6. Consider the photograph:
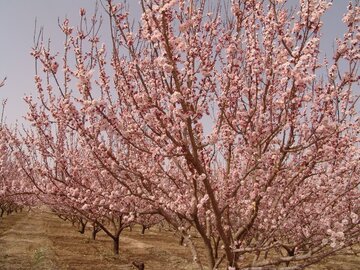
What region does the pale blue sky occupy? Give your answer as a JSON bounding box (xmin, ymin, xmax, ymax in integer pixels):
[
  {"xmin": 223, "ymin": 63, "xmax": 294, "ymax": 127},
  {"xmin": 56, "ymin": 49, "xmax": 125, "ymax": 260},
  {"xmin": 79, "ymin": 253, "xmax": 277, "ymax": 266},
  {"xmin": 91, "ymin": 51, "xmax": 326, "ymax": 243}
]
[{"xmin": 0, "ymin": 1, "xmax": 350, "ymax": 124}]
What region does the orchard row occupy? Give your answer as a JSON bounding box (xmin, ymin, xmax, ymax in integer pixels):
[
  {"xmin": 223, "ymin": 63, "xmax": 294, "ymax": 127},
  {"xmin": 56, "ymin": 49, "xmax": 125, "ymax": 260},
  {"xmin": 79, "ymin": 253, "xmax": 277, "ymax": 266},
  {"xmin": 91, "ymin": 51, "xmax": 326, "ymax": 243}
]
[{"xmin": 1, "ymin": 1, "xmax": 359, "ymax": 269}]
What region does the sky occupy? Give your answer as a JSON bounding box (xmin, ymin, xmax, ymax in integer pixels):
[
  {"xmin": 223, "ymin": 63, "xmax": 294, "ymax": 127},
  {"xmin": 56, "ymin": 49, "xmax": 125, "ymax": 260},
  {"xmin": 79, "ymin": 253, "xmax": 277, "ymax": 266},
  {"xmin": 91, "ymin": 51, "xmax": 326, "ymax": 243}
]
[{"xmin": 0, "ymin": 0, "xmax": 352, "ymax": 125}]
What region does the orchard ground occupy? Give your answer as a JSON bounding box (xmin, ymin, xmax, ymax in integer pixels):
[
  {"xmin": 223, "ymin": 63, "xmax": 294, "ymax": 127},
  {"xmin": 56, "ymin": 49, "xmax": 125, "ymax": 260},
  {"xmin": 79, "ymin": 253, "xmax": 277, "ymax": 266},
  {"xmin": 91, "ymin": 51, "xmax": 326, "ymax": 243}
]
[{"xmin": 0, "ymin": 209, "xmax": 359, "ymax": 270}]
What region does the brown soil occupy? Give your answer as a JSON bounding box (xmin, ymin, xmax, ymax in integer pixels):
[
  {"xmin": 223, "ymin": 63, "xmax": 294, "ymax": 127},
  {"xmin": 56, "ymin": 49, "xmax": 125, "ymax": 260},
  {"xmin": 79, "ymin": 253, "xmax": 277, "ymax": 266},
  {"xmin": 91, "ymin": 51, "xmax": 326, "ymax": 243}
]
[
  {"xmin": 0, "ymin": 208, "xmax": 198, "ymax": 270},
  {"xmin": 0, "ymin": 208, "xmax": 359, "ymax": 270}
]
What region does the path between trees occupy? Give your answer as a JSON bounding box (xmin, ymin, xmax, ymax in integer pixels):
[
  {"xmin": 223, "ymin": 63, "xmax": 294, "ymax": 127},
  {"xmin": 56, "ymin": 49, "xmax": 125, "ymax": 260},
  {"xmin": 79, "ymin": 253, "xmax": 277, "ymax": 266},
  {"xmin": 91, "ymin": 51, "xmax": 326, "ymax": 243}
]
[
  {"xmin": 0, "ymin": 208, "xmax": 57, "ymax": 269},
  {"xmin": 0, "ymin": 208, "xmax": 199, "ymax": 270},
  {"xmin": 0, "ymin": 209, "xmax": 359, "ymax": 270}
]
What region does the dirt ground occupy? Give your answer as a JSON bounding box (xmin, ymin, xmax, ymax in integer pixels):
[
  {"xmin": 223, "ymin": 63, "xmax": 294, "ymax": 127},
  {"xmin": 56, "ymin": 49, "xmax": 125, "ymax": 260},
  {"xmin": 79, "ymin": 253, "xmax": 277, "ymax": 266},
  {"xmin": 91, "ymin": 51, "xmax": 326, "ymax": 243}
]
[
  {"xmin": 0, "ymin": 208, "xmax": 359, "ymax": 270},
  {"xmin": 0, "ymin": 208, "xmax": 199, "ymax": 270}
]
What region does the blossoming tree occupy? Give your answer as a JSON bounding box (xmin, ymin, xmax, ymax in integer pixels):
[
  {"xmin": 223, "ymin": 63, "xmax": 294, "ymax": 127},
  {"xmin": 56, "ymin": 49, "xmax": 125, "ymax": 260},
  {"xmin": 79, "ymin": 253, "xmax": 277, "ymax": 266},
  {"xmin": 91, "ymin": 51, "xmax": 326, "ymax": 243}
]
[
  {"xmin": 0, "ymin": 124, "xmax": 32, "ymax": 216},
  {"xmin": 17, "ymin": 95, "xmax": 143, "ymax": 255},
  {"xmin": 25, "ymin": 0, "xmax": 360, "ymax": 269}
]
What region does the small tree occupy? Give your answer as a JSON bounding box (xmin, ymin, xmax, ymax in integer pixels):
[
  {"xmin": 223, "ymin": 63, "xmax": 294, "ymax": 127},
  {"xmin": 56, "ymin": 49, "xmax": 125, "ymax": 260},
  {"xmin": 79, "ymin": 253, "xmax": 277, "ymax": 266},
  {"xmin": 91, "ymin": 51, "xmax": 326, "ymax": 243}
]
[
  {"xmin": 16, "ymin": 117, "xmax": 139, "ymax": 255},
  {"xmin": 0, "ymin": 126, "xmax": 31, "ymax": 217}
]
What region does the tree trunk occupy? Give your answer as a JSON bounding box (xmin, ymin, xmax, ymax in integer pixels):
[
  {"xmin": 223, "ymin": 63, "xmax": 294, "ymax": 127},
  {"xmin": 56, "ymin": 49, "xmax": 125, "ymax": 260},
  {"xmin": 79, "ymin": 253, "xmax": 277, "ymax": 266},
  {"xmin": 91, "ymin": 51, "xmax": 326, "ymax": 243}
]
[
  {"xmin": 113, "ymin": 236, "xmax": 120, "ymax": 255},
  {"xmin": 78, "ymin": 219, "xmax": 87, "ymax": 234},
  {"xmin": 179, "ymin": 235, "xmax": 185, "ymax": 246},
  {"xmin": 92, "ymin": 224, "xmax": 101, "ymax": 240},
  {"xmin": 285, "ymin": 247, "xmax": 295, "ymax": 266},
  {"xmin": 112, "ymin": 227, "xmax": 124, "ymax": 255},
  {"xmin": 213, "ymin": 236, "xmax": 220, "ymax": 259},
  {"xmin": 95, "ymin": 221, "xmax": 123, "ymax": 255},
  {"xmin": 141, "ymin": 225, "xmax": 147, "ymax": 235}
]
